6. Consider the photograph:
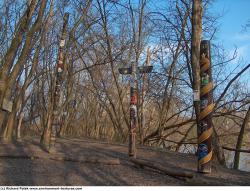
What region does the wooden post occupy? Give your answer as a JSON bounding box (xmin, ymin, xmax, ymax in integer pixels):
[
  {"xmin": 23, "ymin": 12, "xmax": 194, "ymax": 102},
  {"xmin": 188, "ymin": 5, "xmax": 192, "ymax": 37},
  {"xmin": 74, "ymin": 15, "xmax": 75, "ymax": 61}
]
[
  {"xmin": 50, "ymin": 13, "xmax": 69, "ymax": 150},
  {"xmin": 233, "ymin": 106, "xmax": 250, "ymax": 169},
  {"xmin": 118, "ymin": 54, "xmax": 153, "ymax": 158},
  {"xmin": 198, "ymin": 40, "xmax": 214, "ymax": 173},
  {"xmin": 129, "ymin": 60, "xmax": 137, "ymax": 158}
]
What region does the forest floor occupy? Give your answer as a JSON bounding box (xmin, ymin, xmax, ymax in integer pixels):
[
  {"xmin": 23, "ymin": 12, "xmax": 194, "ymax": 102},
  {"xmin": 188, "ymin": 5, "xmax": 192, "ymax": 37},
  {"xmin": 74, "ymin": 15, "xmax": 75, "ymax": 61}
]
[{"xmin": 0, "ymin": 137, "xmax": 250, "ymax": 186}]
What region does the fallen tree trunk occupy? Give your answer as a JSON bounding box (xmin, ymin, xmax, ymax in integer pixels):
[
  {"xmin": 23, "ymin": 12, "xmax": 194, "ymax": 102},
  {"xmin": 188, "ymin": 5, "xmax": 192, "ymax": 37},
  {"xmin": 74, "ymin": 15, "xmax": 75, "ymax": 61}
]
[
  {"xmin": 49, "ymin": 156, "xmax": 120, "ymax": 165},
  {"xmin": 222, "ymin": 146, "xmax": 250, "ymax": 153},
  {"xmin": 0, "ymin": 153, "xmax": 120, "ymax": 165},
  {"xmin": 130, "ymin": 158, "xmax": 194, "ymax": 178}
]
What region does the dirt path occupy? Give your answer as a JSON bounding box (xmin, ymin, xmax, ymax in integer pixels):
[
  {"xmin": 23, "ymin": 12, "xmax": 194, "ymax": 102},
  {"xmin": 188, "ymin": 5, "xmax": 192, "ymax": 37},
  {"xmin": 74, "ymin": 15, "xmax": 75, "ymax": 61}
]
[{"xmin": 0, "ymin": 137, "xmax": 249, "ymax": 186}]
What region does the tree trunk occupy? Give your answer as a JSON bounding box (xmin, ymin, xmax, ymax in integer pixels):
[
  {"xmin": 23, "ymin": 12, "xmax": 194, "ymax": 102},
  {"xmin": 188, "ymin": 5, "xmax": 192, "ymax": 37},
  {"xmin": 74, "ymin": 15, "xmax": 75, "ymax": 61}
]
[
  {"xmin": 17, "ymin": 112, "xmax": 24, "ymax": 140},
  {"xmin": 191, "ymin": 0, "xmax": 203, "ymax": 172},
  {"xmin": 191, "ymin": 0, "xmax": 202, "ymax": 126},
  {"xmin": 233, "ymin": 106, "xmax": 250, "ymax": 169},
  {"xmin": 40, "ymin": 113, "xmax": 52, "ymax": 150},
  {"xmin": 0, "ymin": 0, "xmax": 47, "ymax": 131},
  {"xmin": 212, "ymin": 126, "xmax": 226, "ymax": 166},
  {"xmin": 49, "ymin": 13, "xmax": 69, "ymax": 150},
  {"xmin": 2, "ymin": 112, "xmax": 15, "ymax": 141}
]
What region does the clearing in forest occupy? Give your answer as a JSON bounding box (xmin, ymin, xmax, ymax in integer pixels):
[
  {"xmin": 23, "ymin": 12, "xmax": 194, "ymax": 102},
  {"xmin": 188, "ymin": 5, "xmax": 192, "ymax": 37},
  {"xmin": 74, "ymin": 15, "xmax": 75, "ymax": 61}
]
[{"xmin": 0, "ymin": 137, "xmax": 249, "ymax": 186}]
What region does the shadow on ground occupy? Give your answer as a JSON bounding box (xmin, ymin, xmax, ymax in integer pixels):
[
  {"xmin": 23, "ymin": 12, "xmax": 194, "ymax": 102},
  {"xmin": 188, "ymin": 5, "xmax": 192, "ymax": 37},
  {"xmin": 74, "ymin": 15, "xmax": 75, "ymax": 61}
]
[{"xmin": 0, "ymin": 137, "xmax": 249, "ymax": 186}]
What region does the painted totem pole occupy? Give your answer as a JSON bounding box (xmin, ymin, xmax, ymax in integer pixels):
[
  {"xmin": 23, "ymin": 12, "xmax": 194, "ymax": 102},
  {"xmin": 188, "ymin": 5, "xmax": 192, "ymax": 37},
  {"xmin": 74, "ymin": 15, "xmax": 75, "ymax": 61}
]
[
  {"xmin": 198, "ymin": 40, "xmax": 214, "ymax": 173},
  {"xmin": 50, "ymin": 13, "xmax": 69, "ymax": 149},
  {"xmin": 129, "ymin": 60, "xmax": 137, "ymax": 157}
]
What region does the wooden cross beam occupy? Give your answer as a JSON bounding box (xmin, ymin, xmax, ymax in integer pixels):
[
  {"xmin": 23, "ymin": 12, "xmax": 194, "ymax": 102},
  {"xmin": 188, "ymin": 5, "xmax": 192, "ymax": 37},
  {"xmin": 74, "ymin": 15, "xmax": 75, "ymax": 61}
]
[{"xmin": 118, "ymin": 66, "xmax": 153, "ymax": 75}]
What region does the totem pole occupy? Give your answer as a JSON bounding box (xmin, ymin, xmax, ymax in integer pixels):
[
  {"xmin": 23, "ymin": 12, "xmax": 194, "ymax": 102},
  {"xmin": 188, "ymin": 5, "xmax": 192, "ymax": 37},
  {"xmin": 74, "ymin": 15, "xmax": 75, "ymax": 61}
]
[
  {"xmin": 50, "ymin": 13, "xmax": 69, "ymax": 149},
  {"xmin": 197, "ymin": 40, "xmax": 214, "ymax": 173},
  {"xmin": 129, "ymin": 58, "xmax": 138, "ymax": 157},
  {"xmin": 119, "ymin": 51, "xmax": 153, "ymax": 158}
]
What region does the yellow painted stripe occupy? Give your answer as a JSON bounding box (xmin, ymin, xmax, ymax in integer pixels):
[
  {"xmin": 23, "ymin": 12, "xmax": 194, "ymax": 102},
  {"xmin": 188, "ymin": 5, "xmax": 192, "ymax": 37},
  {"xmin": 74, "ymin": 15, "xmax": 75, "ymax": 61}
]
[
  {"xmin": 199, "ymin": 103, "xmax": 214, "ymax": 120},
  {"xmin": 200, "ymin": 57, "xmax": 210, "ymax": 66},
  {"xmin": 201, "ymin": 82, "xmax": 213, "ymax": 96},
  {"xmin": 201, "ymin": 63, "xmax": 210, "ymax": 72},
  {"xmin": 199, "ymin": 151, "xmax": 213, "ymax": 165},
  {"xmin": 198, "ymin": 127, "xmax": 213, "ymax": 143}
]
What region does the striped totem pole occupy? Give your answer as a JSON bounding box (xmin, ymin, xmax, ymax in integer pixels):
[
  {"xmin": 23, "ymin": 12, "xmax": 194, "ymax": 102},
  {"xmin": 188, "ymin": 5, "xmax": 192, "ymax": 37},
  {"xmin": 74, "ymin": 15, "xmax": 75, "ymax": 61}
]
[
  {"xmin": 50, "ymin": 13, "xmax": 69, "ymax": 149},
  {"xmin": 197, "ymin": 40, "xmax": 214, "ymax": 173}
]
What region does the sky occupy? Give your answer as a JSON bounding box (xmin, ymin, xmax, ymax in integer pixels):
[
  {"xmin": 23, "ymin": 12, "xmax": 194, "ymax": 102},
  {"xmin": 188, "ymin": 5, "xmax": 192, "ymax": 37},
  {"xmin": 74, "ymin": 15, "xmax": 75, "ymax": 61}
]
[
  {"xmin": 209, "ymin": 0, "xmax": 250, "ymax": 88},
  {"xmin": 210, "ymin": 0, "xmax": 250, "ymax": 62}
]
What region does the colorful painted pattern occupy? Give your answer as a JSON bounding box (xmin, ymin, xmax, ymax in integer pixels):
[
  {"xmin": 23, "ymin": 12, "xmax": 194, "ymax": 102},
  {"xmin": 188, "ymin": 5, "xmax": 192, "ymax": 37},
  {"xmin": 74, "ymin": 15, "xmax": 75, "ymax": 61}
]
[{"xmin": 198, "ymin": 40, "xmax": 214, "ymax": 173}]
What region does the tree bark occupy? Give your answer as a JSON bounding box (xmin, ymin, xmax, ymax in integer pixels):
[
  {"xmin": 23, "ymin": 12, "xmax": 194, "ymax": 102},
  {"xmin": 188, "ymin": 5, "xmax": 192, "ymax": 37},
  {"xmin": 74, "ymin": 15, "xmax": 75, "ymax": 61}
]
[
  {"xmin": 50, "ymin": 13, "xmax": 69, "ymax": 149},
  {"xmin": 233, "ymin": 106, "xmax": 250, "ymax": 169},
  {"xmin": 1, "ymin": 40, "xmax": 41, "ymax": 141},
  {"xmin": 212, "ymin": 126, "xmax": 225, "ymax": 166},
  {"xmin": 0, "ymin": 0, "xmax": 38, "ymax": 130},
  {"xmin": 191, "ymin": 0, "xmax": 202, "ymax": 126},
  {"xmin": 0, "ymin": 0, "xmax": 47, "ymax": 132},
  {"xmin": 191, "ymin": 0, "xmax": 202, "ymax": 108},
  {"xmin": 17, "ymin": 112, "xmax": 24, "ymax": 140}
]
